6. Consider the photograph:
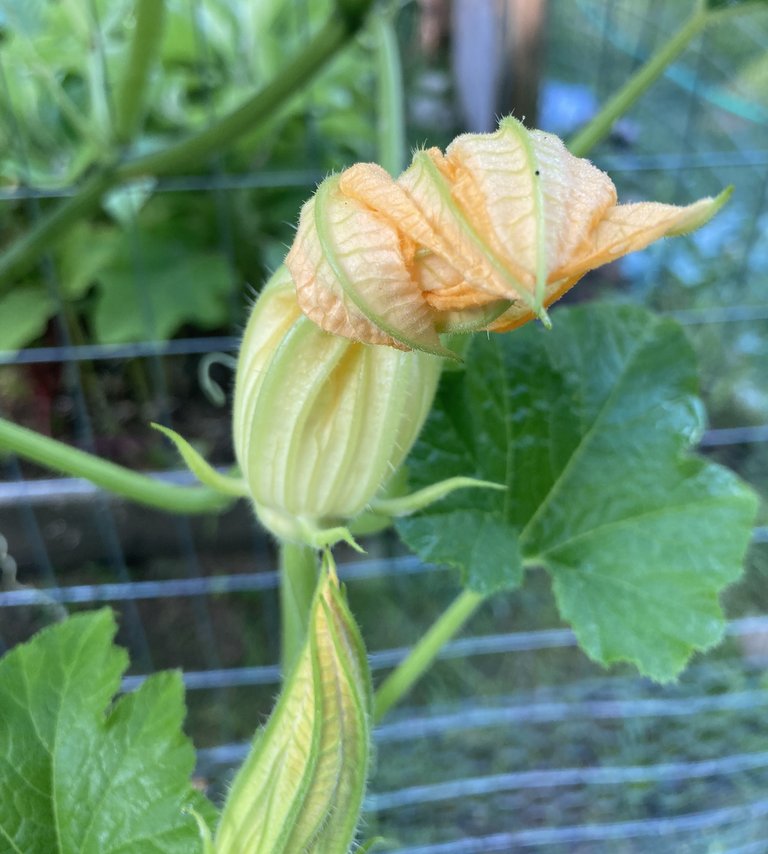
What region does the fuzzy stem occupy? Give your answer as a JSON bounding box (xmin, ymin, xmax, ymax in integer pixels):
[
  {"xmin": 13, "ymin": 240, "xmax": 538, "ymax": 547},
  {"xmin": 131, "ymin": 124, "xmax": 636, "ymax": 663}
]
[
  {"xmin": 373, "ymin": 588, "xmax": 485, "ymax": 722},
  {"xmin": 373, "ymin": 6, "xmax": 406, "ymax": 177},
  {"xmin": 0, "ymin": 416, "xmax": 234, "ymax": 514},
  {"xmin": 568, "ymin": 6, "xmax": 709, "ymax": 157},
  {"xmin": 279, "ymin": 542, "xmax": 320, "ymax": 675}
]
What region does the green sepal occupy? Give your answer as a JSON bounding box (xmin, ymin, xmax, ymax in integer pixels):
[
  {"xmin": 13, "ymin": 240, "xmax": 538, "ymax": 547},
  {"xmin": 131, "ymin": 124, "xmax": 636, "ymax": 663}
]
[
  {"xmin": 185, "ymin": 806, "xmax": 215, "ymax": 854},
  {"xmin": 151, "ymin": 423, "xmax": 249, "ymax": 498},
  {"xmin": 370, "ymin": 475, "xmax": 505, "ymax": 518},
  {"xmin": 297, "ymin": 519, "xmax": 365, "ymax": 553},
  {"xmin": 434, "ymin": 299, "xmax": 513, "ymax": 334}
]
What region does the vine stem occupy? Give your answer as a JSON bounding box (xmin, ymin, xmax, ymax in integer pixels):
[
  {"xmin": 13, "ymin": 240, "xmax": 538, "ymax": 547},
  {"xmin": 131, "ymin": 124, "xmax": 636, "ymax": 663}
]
[
  {"xmin": 114, "ymin": 0, "xmax": 167, "ymax": 144},
  {"xmin": 0, "ymin": 416, "xmax": 234, "ymax": 514},
  {"xmin": 279, "ymin": 542, "xmax": 319, "ymax": 675},
  {"xmin": 372, "ymin": 5, "xmax": 406, "ymax": 177},
  {"xmin": 568, "ymin": 5, "xmax": 709, "ymax": 157},
  {"xmin": 0, "ymin": 5, "xmax": 374, "ymax": 289},
  {"xmin": 373, "ymin": 588, "xmax": 485, "ymax": 722}
]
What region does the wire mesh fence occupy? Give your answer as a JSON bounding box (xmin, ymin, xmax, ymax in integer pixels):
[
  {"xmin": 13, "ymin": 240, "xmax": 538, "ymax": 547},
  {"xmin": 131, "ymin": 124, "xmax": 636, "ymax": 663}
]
[{"xmin": 1, "ymin": 0, "xmax": 767, "ymax": 850}]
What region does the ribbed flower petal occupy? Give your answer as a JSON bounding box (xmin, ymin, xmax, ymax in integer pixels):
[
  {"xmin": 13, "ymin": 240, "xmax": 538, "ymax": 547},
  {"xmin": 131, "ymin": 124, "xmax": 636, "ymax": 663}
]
[
  {"xmin": 557, "ymin": 192, "xmax": 732, "ymax": 280},
  {"xmin": 280, "ymin": 117, "xmax": 729, "ymax": 350}
]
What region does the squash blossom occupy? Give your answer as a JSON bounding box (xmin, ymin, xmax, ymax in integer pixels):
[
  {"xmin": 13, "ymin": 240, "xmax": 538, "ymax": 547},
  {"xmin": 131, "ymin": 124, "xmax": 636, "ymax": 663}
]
[
  {"xmin": 231, "ymin": 116, "xmax": 727, "ymax": 543},
  {"xmin": 286, "ymin": 115, "xmax": 729, "ymax": 351},
  {"xmin": 232, "ymin": 266, "xmax": 442, "ymax": 544}
]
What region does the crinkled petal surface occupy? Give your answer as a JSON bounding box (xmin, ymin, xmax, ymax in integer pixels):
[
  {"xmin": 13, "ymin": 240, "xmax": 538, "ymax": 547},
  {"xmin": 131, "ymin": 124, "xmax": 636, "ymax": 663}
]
[
  {"xmin": 288, "ymin": 174, "xmax": 446, "ymax": 354},
  {"xmin": 281, "ymin": 117, "xmax": 729, "ymax": 348}
]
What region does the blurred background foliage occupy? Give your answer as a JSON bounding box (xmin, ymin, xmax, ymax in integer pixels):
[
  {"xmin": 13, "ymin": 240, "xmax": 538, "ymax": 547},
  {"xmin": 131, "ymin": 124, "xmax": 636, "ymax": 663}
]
[{"xmin": 1, "ymin": 0, "xmax": 768, "ymax": 849}]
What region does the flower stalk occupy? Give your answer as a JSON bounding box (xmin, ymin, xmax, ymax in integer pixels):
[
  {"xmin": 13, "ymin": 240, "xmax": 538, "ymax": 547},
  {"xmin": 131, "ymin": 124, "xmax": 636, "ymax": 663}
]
[
  {"xmin": 114, "ymin": 0, "xmax": 167, "ymax": 145},
  {"xmin": 279, "ymin": 542, "xmax": 320, "ymax": 674},
  {"xmin": 568, "ymin": 6, "xmax": 710, "ymax": 157},
  {"xmin": 0, "ymin": 416, "xmax": 233, "ymax": 515},
  {"xmin": 373, "ymin": 588, "xmax": 485, "ymax": 722}
]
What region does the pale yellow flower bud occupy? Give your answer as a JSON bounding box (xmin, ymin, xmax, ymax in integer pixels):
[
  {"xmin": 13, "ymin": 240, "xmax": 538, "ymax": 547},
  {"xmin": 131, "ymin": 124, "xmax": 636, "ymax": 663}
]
[
  {"xmin": 286, "ymin": 116, "xmax": 730, "ymax": 347},
  {"xmin": 215, "ymin": 563, "xmax": 371, "ymax": 854},
  {"xmin": 232, "ymin": 265, "xmax": 442, "ymax": 544}
]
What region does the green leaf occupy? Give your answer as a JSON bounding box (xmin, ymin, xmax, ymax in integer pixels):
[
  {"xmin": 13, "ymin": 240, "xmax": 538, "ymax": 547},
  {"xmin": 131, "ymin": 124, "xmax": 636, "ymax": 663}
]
[
  {"xmin": 397, "ymin": 304, "xmax": 758, "ymax": 680},
  {"xmin": 396, "ymin": 508, "xmax": 521, "ymax": 595},
  {"xmin": 0, "ymin": 610, "xmax": 214, "ymax": 853},
  {"xmin": 0, "ymin": 287, "xmax": 55, "ymax": 351},
  {"xmin": 705, "ymin": 0, "xmax": 768, "ymax": 10},
  {"xmin": 57, "ymin": 222, "xmax": 122, "ymax": 300},
  {"xmin": 93, "ymin": 233, "xmax": 234, "ymax": 344}
]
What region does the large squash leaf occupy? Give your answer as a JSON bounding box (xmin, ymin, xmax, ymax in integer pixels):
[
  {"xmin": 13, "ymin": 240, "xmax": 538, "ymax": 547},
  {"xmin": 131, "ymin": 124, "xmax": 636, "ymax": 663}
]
[
  {"xmin": 0, "ymin": 610, "xmax": 214, "ymax": 853},
  {"xmin": 397, "ymin": 304, "xmax": 758, "ymax": 680}
]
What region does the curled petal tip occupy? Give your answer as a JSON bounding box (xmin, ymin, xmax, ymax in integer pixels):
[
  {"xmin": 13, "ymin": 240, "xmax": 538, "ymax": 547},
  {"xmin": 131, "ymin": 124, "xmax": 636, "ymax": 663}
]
[{"xmin": 666, "ymin": 185, "xmax": 733, "ymax": 237}]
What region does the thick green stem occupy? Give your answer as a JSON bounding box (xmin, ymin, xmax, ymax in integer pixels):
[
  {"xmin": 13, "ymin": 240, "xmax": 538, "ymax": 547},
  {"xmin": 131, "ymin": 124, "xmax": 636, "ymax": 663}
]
[
  {"xmin": 0, "ymin": 416, "xmax": 234, "ymax": 514},
  {"xmin": 373, "ymin": 588, "xmax": 485, "ymax": 722},
  {"xmin": 279, "ymin": 542, "xmax": 319, "ymax": 675},
  {"xmin": 0, "ymin": 3, "xmax": 374, "ymax": 290},
  {"xmin": 0, "ymin": 167, "xmax": 115, "ymax": 287},
  {"xmin": 568, "ymin": 6, "xmax": 709, "ymax": 157},
  {"xmin": 117, "ymin": 16, "xmax": 360, "ymax": 180},
  {"xmin": 114, "ymin": 0, "xmax": 167, "ymax": 144},
  {"xmin": 373, "ymin": 7, "xmax": 406, "ymax": 176}
]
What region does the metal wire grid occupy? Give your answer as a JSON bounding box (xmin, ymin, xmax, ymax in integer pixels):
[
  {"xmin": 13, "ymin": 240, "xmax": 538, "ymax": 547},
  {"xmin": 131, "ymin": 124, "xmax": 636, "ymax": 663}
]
[{"xmin": 0, "ymin": 0, "xmax": 767, "ymax": 850}]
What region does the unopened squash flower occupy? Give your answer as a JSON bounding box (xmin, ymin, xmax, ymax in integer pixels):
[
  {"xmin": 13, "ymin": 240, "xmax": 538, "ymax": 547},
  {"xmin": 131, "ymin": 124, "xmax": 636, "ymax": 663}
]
[
  {"xmin": 213, "ymin": 559, "xmax": 371, "ymax": 854},
  {"xmin": 231, "ymin": 266, "xmax": 443, "ymax": 545},
  {"xmin": 286, "ymin": 115, "xmax": 729, "ymax": 353}
]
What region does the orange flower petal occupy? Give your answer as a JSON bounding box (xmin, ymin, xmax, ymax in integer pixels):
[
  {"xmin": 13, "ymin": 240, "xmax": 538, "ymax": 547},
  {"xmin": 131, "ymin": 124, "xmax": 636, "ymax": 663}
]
[
  {"xmin": 556, "ymin": 190, "xmax": 732, "ymax": 280},
  {"xmin": 443, "ymin": 119, "xmax": 617, "ymax": 313},
  {"xmin": 287, "ymin": 175, "xmax": 445, "ymax": 354}
]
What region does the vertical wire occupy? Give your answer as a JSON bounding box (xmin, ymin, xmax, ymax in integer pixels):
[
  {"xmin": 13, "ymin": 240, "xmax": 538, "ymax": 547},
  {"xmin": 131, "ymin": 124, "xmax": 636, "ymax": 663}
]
[
  {"xmin": 184, "ymin": 0, "xmax": 280, "ymax": 697},
  {"xmin": 639, "ymin": 23, "xmax": 709, "ymax": 303},
  {"xmin": 592, "ymin": 0, "xmax": 615, "ymax": 107}
]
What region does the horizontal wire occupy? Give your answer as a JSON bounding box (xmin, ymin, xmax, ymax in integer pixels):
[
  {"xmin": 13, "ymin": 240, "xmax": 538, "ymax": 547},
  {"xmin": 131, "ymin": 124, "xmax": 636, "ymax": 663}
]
[
  {"xmin": 194, "ymin": 679, "xmax": 768, "ymax": 762},
  {"xmin": 1, "ymin": 306, "xmax": 766, "ymax": 368},
  {"xmin": 1, "ymin": 149, "xmax": 765, "ymax": 205},
  {"xmin": 0, "ymin": 336, "xmax": 239, "ymax": 366},
  {"xmin": 1, "ymin": 519, "xmax": 765, "ymax": 602},
  {"xmin": 0, "ymin": 553, "xmax": 434, "ymax": 607},
  {"xmin": 700, "ymin": 424, "xmax": 768, "ymax": 447},
  {"xmin": 1, "ymin": 444, "xmax": 766, "ymax": 506},
  {"xmin": 373, "ymin": 688, "xmax": 768, "ymax": 744},
  {"xmin": 0, "ymin": 170, "xmax": 322, "ymax": 202},
  {"xmin": 388, "ymin": 797, "xmax": 768, "ymax": 853},
  {"xmin": 128, "ymin": 626, "xmax": 768, "ymax": 695},
  {"xmin": 366, "ymin": 750, "xmax": 768, "ymax": 812}
]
